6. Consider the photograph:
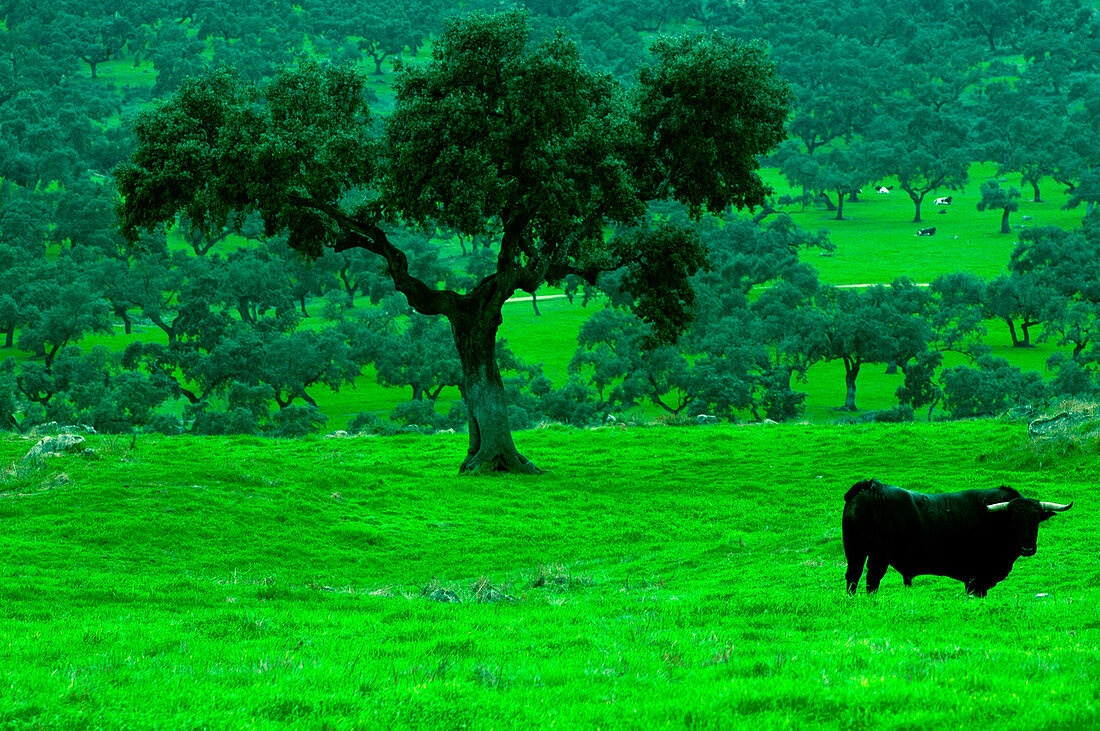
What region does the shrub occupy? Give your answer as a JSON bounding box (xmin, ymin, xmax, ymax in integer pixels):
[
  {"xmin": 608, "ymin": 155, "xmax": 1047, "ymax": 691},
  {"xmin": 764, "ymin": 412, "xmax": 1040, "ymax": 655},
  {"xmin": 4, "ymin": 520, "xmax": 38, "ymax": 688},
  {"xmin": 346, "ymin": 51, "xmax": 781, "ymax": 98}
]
[
  {"xmin": 148, "ymin": 413, "xmax": 184, "ymax": 435},
  {"xmin": 872, "ymin": 404, "xmax": 915, "ymax": 423},
  {"xmin": 390, "ymin": 399, "xmax": 465, "ymax": 432},
  {"xmin": 1048, "ymin": 353, "xmax": 1100, "ymax": 399},
  {"xmin": 347, "ymin": 411, "xmax": 402, "ymax": 436},
  {"xmin": 940, "ymin": 355, "xmax": 1048, "ymax": 418},
  {"xmin": 186, "ymin": 403, "xmax": 261, "ymax": 435},
  {"xmin": 271, "ymin": 404, "xmax": 327, "ymax": 438}
]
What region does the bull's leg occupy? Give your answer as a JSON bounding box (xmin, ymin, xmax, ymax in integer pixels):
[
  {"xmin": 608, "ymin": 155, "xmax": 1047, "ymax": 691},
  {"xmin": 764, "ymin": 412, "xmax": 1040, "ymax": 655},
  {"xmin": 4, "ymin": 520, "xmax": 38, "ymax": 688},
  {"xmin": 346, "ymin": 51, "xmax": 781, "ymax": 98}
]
[
  {"xmin": 966, "ymin": 578, "xmax": 990, "ymax": 597},
  {"xmin": 843, "ymin": 534, "xmax": 867, "ymax": 594},
  {"xmin": 865, "ymin": 554, "xmax": 888, "ymax": 594},
  {"xmin": 845, "ymin": 562, "xmax": 864, "ymax": 594}
]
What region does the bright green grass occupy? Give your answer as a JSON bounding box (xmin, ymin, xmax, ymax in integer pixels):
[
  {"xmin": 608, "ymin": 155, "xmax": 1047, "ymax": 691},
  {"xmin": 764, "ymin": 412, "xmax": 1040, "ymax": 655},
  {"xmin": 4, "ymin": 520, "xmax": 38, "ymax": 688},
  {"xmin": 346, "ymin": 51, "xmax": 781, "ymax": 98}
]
[
  {"xmin": 90, "ymin": 56, "xmax": 158, "ymax": 89},
  {"xmin": 499, "ymin": 294, "xmax": 595, "ymax": 382},
  {"xmin": 0, "ymin": 422, "xmax": 1095, "ymax": 728},
  {"xmin": 765, "ymin": 162, "xmax": 1084, "ymax": 284}
]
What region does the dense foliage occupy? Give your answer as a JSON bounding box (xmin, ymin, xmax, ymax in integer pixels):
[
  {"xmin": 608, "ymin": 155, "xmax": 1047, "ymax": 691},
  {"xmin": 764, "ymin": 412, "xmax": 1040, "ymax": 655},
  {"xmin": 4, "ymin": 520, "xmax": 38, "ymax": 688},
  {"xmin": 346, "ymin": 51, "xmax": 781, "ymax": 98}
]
[{"xmin": 2, "ymin": 0, "xmax": 1100, "ymax": 442}]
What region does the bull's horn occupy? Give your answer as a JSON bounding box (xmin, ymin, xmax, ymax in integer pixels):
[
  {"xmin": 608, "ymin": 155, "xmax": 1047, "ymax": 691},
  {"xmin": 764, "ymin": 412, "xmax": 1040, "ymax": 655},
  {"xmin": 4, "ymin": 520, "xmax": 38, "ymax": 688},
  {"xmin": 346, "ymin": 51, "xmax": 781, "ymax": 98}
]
[
  {"xmin": 986, "ymin": 502, "xmax": 1010, "ymax": 512},
  {"xmin": 1040, "ymin": 501, "xmax": 1073, "ymax": 511}
]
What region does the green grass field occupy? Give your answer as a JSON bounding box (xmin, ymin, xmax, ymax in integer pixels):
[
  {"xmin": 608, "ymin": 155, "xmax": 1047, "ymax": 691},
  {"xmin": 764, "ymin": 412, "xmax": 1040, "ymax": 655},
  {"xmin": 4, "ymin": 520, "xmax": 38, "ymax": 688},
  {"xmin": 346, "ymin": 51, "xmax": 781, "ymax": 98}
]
[
  {"xmin": 1, "ymin": 420, "xmax": 1095, "ymax": 728},
  {"xmin": 769, "ymin": 163, "xmax": 1084, "ymax": 285}
]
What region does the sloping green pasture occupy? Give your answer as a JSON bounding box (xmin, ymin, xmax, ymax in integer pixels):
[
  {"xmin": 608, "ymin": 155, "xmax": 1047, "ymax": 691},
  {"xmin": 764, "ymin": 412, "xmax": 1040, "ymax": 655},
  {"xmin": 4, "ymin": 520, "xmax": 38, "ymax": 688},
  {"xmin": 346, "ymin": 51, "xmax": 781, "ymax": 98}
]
[
  {"xmin": 773, "ymin": 162, "xmax": 1084, "ymax": 285},
  {"xmin": 1, "ymin": 422, "xmax": 1095, "ymax": 728}
]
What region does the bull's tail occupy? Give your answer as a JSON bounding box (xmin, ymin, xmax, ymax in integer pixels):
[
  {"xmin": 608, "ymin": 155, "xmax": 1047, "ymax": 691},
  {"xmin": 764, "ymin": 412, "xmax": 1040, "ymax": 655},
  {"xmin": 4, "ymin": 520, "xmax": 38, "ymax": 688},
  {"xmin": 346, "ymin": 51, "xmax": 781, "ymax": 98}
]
[{"xmin": 844, "ymin": 478, "xmax": 882, "ymax": 503}]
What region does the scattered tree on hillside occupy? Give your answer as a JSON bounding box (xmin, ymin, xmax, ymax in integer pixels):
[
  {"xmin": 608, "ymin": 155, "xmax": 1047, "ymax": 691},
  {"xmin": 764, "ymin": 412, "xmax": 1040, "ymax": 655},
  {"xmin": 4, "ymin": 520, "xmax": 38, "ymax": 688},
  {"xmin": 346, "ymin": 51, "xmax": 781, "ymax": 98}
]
[
  {"xmin": 571, "ymin": 213, "xmax": 832, "ymax": 422},
  {"xmin": 348, "ymin": 301, "xmax": 464, "ymax": 403},
  {"xmin": 928, "ymin": 271, "xmax": 988, "ymax": 358},
  {"xmin": 976, "ymin": 180, "xmax": 1020, "ymax": 234},
  {"xmin": 570, "ymin": 308, "xmax": 700, "ymax": 416},
  {"xmin": 977, "ymin": 80, "xmax": 1067, "ymax": 203},
  {"xmin": 1064, "ymin": 167, "xmax": 1100, "ymax": 219},
  {"xmin": 56, "ymin": 5, "xmax": 135, "ymax": 79},
  {"xmin": 1009, "ymin": 225, "xmax": 1100, "ymax": 360},
  {"xmin": 17, "ymin": 269, "xmax": 113, "ymax": 368},
  {"xmin": 148, "ymin": 21, "xmax": 210, "ymax": 96},
  {"xmin": 940, "ymin": 355, "xmax": 1047, "ymax": 418},
  {"xmin": 895, "ymin": 349, "xmax": 943, "ymax": 419},
  {"xmin": 814, "ymin": 280, "xmax": 932, "ymax": 411},
  {"xmin": 984, "ymin": 273, "xmax": 1051, "ymax": 348},
  {"xmin": 957, "ymin": 0, "xmax": 1031, "ymax": 53},
  {"xmin": 1042, "ymin": 298, "xmax": 1100, "ymax": 361},
  {"xmin": 865, "ymin": 103, "xmax": 971, "ymax": 223}
]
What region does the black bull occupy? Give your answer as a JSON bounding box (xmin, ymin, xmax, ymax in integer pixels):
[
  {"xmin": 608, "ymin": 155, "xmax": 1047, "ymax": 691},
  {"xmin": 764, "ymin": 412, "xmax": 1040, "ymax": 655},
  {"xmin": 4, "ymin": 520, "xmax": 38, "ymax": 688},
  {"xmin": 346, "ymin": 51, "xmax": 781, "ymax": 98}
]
[{"xmin": 843, "ymin": 479, "xmax": 1072, "ymax": 596}]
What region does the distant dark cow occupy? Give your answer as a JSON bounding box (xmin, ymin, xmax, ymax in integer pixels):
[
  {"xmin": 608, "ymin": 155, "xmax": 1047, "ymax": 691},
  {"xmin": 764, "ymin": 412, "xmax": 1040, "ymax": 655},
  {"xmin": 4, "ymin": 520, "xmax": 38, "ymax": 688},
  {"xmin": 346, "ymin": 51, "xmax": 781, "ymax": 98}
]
[
  {"xmin": 843, "ymin": 479, "xmax": 1072, "ymax": 596},
  {"xmin": 917, "ymin": 227, "xmax": 936, "ymax": 236},
  {"xmin": 934, "ymin": 195, "xmax": 953, "ymax": 205}
]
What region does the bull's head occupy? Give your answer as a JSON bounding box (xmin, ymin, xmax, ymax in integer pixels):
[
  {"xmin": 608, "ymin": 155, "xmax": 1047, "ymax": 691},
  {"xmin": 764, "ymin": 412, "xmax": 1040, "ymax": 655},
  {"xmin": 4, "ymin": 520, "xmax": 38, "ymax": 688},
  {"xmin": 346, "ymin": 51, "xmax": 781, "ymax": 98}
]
[{"xmin": 986, "ymin": 498, "xmax": 1072, "ymax": 557}]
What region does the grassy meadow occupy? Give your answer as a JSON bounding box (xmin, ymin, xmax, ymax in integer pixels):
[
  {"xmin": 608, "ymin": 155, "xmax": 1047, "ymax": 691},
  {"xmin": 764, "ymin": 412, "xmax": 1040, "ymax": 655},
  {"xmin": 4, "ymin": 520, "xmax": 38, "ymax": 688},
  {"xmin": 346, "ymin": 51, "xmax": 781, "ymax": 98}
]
[
  {"xmin": 1, "ymin": 420, "xmax": 1097, "ymax": 728},
  {"xmin": 772, "ymin": 162, "xmax": 1085, "ymax": 286}
]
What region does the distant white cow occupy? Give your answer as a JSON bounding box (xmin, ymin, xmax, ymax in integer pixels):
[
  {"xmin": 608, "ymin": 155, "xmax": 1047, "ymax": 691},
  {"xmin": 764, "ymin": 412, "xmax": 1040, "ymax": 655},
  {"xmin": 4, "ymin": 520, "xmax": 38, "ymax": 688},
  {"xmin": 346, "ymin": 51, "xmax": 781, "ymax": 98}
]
[
  {"xmin": 934, "ymin": 196, "xmax": 953, "ymax": 206},
  {"xmin": 877, "ymin": 186, "xmax": 890, "ymax": 194}
]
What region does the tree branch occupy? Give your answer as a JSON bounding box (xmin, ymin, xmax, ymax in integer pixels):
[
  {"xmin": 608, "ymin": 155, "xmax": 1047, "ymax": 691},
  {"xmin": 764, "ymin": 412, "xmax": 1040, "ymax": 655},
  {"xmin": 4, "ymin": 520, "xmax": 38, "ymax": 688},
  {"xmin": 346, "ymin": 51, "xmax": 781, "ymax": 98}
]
[{"xmin": 291, "ymin": 195, "xmax": 459, "ymax": 317}]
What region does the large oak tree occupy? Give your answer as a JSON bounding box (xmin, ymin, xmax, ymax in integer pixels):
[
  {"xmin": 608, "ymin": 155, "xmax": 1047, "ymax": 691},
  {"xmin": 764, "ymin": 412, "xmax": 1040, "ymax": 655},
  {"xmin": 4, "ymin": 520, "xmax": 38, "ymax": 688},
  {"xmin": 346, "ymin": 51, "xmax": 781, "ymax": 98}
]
[{"xmin": 115, "ymin": 9, "xmax": 790, "ymax": 473}]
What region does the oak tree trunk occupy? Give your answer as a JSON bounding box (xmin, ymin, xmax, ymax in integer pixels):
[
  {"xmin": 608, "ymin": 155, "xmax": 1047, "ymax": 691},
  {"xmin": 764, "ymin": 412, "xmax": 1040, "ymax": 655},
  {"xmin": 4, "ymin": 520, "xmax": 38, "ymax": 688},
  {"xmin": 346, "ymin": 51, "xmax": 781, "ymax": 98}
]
[
  {"xmin": 843, "ymin": 359, "xmax": 860, "ymax": 411},
  {"xmin": 1020, "ymin": 319, "xmax": 1035, "ymax": 347},
  {"xmin": 1005, "ymin": 318, "xmax": 1023, "ymax": 347},
  {"xmin": 449, "ymin": 303, "xmax": 542, "ymax": 474}
]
